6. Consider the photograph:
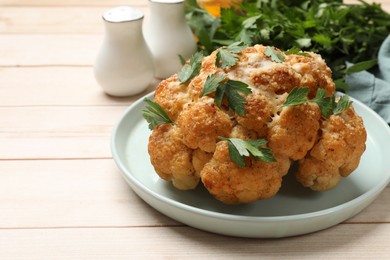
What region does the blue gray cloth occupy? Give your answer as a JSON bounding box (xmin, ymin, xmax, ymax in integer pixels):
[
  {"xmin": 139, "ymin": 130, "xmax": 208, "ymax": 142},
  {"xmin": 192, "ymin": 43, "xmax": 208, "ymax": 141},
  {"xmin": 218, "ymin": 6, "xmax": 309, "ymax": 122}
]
[{"xmin": 346, "ymin": 35, "xmax": 390, "ymax": 124}]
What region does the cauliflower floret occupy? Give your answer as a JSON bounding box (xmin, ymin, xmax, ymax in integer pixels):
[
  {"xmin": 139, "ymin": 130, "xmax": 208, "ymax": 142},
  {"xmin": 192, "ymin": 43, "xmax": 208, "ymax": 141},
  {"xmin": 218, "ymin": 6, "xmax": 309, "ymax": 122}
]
[
  {"xmin": 268, "ymin": 102, "xmax": 321, "ymax": 160},
  {"xmin": 192, "ymin": 149, "xmax": 213, "ymax": 175},
  {"xmin": 200, "ymin": 142, "xmax": 291, "ymax": 204},
  {"xmin": 177, "ymin": 97, "xmax": 232, "ymax": 153},
  {"xmin": 154, "ymin": 75, "xmax": 190, "ymax": 121},
  {"xmin": 285, "ymin": 53, "xmax": 335, "ymax": 98},
  {"xmin": 296, "ymin": 106, "xmax": 366, "ymax": 191},
  {"xmin": 236, "ymin": 92, "xmax": 276, "ymax": 138},
  {"xmin": 148, "ymin": 124, "xmax": 198, "ymax": 190}
]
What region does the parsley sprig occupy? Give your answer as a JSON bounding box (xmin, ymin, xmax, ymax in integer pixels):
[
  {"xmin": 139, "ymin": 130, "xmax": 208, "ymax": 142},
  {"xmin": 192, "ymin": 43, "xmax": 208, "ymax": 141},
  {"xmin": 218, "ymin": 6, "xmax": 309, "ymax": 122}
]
[
  {"xmin": 142, "ymin": 98, "xmax": 176, "ymax": 130},
  {"xmin": 284, "ymin": 47, "xmax": 311, "ymax": 57},
  {"xmin": 264, "ymin": 46, "xmax": 285, "ymax": 63},
  {"xmin": 283, "ymin": 87, "xmax": 353, "ymax": 118},
  {"xmin": 201, "ymin": 73, "xmax": 252, "ymax": 116},
  {"xmin": 215, "ymin": 42, "xmax": 246, "ymax": 69},
  {"xmin": 219, "ymin": 137, "xmax": 276, "ymax": 168},
  {"xmin": 178, "ymin": 51, "xmax": 204, "ymax": 84}
]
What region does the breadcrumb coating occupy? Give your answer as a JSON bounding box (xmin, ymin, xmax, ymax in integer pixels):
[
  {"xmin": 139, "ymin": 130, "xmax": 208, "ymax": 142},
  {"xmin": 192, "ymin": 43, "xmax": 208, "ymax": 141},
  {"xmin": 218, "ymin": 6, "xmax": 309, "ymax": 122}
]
[
  {"xmin": 296, "ymin": 106, "xmax": 367, "ymax": 191},
  {"xmin": 177, "ymin": 97, "xmax": 232, "ymax": 153},
  {"xmin": 148, "ymin": 124, "xmax": 198, "ymax": 190},
  {"xmin": 200, "ymin": 142, "xmax": 291, "ymax": 204},
  {"xmin": 268, "ymin": 102, "xmax": 321, "ymax": 160},
  {"xmin": 147, "ymin": 44, "xmax": 366, "ymax": 203}
]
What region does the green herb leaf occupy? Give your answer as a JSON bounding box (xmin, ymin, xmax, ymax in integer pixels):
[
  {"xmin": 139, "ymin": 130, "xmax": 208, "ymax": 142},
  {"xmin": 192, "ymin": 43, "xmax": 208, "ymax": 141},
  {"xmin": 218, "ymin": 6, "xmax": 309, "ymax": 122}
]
[
  {"xmin": 178, "ymin": 54, "xmax": 187, "ymax": 66},
  {"xmin": 202, "ymin": 73, "xmax": 227, "ymax": 97},
  {"xmin": 219, "ymin": 137, "xmax": 276, "ymax": 168},
  {"xmin": 178, "ymin": 52, "xmax": 203, "ymax": 84},
  {"xmin": 142, "ymin": 98, "xmax": 176, "ymax": 130},
  {"xmin": 333, "ymin": 95, "xmax": 352, "ymax": 115},
  {"xmin": 345, "ymin": 59, "xmax": 378, "ymax": 74},
  {"xmin": 334, "ymin": 78, "xmax": 351, "ymax": 91},
  {"xmin": 284, "ymin": 47, "xmax": 311, "ymax": 57},
  {"xmin": 215, "ymin": 42, "xmax": 245, "ymax": 69},
  {"xmin": 282, "ymin": 87, "xmax": 353, "ymax": 118},
  {"xmin": 310, "ymin": 88, "xmax": 333, "ymax": 118},
  {"xmin": 219, "ymin": 80, "xmax": 252, "ymax": 116},
  {"xmin": 216, "ymin": 49, "xmax": 238, "ymax": 69},
  {"xmin": 283, "ymin": 87, "xmax": 308, "ymax": 107},
  {"xmin": 264, "ymin": 46, "xmax": 285, "ymax": 63}
]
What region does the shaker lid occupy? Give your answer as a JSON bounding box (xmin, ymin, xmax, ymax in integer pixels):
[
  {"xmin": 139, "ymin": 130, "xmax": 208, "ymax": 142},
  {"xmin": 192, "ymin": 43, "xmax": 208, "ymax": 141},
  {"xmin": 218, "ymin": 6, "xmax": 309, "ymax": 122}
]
[{"xmin": 103, "ymin": 6, "xmax": 144, "ymax": 23}]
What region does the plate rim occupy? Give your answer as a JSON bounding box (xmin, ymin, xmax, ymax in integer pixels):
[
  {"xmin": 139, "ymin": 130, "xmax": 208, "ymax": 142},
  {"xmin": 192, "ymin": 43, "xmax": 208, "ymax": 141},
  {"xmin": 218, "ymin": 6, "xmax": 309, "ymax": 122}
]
[{"xmin": 111, "ymin": 91, "xmax": 390, "ymax": 224}]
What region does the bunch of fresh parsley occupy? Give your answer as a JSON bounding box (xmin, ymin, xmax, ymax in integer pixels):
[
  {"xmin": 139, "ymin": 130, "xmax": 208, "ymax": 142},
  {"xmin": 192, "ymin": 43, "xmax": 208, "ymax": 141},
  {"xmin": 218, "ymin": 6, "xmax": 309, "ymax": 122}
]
[{"xmin": 185, "ymin": 0, "xmax": 390, "ymax": 90}]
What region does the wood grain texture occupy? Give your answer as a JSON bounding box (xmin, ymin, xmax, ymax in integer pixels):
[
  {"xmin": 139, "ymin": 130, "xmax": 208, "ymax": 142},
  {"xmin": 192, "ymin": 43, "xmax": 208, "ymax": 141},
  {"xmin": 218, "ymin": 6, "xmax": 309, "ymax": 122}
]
[
  {"xmin": 0, "ymin": 159, "xmax": 179, "ymax": 228},
  {"xmin": 0, "ymin": 0, "xmax": 389, "ymax": 258},
  {"xmin": 0, "ymin": 224, "xmax": 390, "ymax": 259},
  {"xmin": 0, "ymin": 159, "xmax": 388, "ymax": 229},
  {"xmin": 0, "ymin": 67, "xmax": 159, "ymax": 106},
  {"xmin": 0, "ymin": 35, "xmax": 100, "ymax": 66}
]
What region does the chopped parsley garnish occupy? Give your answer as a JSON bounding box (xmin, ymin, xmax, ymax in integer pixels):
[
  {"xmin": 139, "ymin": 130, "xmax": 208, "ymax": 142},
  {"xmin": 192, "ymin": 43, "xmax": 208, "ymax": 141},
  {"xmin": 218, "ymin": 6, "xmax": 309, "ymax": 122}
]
[
  {"xmin": 219, "ymin": 137, "xmax": 276, "ymax": 168},
  {"xmin": 201, "ymin": 73, "xmax": 227, "ymax": 96},
  {"xmin": 264, "ymin": 46, "xmax": 285, "ymax": 63},
  {"xmin": 201, "ymin": 73, "xmax": 251, "ymax": 116},
  {"xmin": 284, "ymin": 47, "xmax": 311, "ymax": 57},
  {"xmin": 283, "ymin": 87, "xmax": 353, "ymax": 118},
  {"xmin": 215, "ymin": 42, "xmax": 246, "ymax": 69},
  {"xmin": 333, "ymin": 95, "xmax": 353, "ymax": 115},
  {"xmin": 178, "ymin": 51, "xmax": 204, "ymax": 84},
  {"xmin": 142, "ymin": 98, "xmax": 176, "ymax": 130}
]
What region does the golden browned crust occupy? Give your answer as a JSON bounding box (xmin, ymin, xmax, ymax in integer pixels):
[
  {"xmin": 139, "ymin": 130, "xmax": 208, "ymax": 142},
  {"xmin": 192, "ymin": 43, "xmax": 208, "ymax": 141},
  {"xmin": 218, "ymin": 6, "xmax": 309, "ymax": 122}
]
[
  {"xmin": 200, "ymin": 142, "xmax": 291, "ymax": 204},
  {"xmin": 296, "ymin": 106, "xmax": 366, "ymax": 191}
]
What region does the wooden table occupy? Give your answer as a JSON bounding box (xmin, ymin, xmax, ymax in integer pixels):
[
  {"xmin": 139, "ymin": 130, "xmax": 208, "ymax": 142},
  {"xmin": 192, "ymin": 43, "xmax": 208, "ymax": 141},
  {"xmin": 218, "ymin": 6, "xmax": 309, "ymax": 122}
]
[{"xmin": 1, "ymin": 0, "xmax": 389, "ymax": 258}]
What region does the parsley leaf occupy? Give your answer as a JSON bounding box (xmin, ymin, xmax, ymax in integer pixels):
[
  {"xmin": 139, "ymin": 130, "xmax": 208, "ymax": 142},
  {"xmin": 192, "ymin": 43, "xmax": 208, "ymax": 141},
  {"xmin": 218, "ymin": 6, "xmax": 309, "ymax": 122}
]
[
  {"xmin": 178, "ymin": 51, "xmax": 203, "ymax": 84},
  {"xmin": 310, "ymin": 88, "xmax": 333, "ymax": 118},
  {"xmin": 333, "ymin": 95, "xmax": 353, "ymax": 115},
  {"xmin": 284, "ymin": 47, "xmax": 311, "ymax": 57},
  {"xmin": 202, "ymin": 73, "xmax": 227, "ymax": 96},
  {"xmin": 219, "ymin": 137, "xmax": 276, "ymax": 168},
  {"xmin": 264, "ymin": 46, "xmax": 285, "ymax": 63},
  {"xmin": 345, "ymin": 59, "xmax": 377, "ymax": 74},
  {"xmin": 215, "ymin": 42, "xmax": 245, "ymax": 69},
  {"xmin": 283, "ymin": 87, "xmax": 308, "ymax": 107},
  {"xmin": 142, "ymin": 98, "xmax": 176, "ymax": 130},
  {"xmin": 214, "ymin": 79, "xmax": 252, "ymax": 116},
  {"xmin": 282, "ymin": 87, "xmax": 353, "ymax": 118}
]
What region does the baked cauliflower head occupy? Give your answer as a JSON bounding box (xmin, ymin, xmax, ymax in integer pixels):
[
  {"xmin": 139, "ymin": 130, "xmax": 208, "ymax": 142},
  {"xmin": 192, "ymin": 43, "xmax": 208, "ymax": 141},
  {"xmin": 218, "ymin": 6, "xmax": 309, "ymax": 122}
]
[{"xmin": 143, "ymin": 43, "xmax": 366, "ymax": 204}]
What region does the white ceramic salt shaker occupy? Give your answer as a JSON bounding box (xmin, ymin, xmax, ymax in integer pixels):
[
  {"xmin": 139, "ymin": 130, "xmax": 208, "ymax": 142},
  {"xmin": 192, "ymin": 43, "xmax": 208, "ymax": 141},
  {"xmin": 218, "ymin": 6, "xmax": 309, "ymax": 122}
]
[
  {"xmin": 94, "ymin": 6, "xmax": 154, "ymax": 97},
  {"xmin": 144, "ymin": 0, "xmax": 198, "ymax": 79}
]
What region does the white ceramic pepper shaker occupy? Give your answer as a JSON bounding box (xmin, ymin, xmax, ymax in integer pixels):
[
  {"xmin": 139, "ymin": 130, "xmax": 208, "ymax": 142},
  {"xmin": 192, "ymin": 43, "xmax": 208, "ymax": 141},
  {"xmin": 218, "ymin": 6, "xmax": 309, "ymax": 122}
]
[
  {"xmin": 94, "ymin": 6, "xmax": 154, "ymax": 97},
  {"xmin": 144, "ymin": 0, "xmax": 197, "ymax": 79}
]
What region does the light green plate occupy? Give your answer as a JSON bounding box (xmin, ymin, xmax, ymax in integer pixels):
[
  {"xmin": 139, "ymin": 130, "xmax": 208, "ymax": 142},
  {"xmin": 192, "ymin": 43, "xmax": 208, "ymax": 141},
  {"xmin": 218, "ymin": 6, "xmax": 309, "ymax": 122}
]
[{"xmin": 111, "ymin": 92, "xmax": 390, "ymax": 238}]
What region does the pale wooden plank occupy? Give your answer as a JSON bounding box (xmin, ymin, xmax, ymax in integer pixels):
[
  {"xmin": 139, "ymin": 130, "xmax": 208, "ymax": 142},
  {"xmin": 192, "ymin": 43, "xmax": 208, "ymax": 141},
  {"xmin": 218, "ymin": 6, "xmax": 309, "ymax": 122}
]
[
  {"xmin": 0, "ymin": 67, "xmax": 158, "ymax": 106},
  {"xmin": 0, "ymin": 106, "xmax": 125, "ymax": 159},
  {"xmin": 0, "ymin": 159, "xmax": 178, "ymax": 228},
  {"xmin": 0, "ymin": 35, "xmax": 100, "ymax": 66},
  {"xmin": 0, "ymin": 7, "xmax": 149, "ymax": 34},
  {"xmin": 0, "ymin": 7, "xmax": 106, "ymax": 34},
  {"xmin": 0, "ymin": 159, "xmax": 387, "ymax": 228},
  {"xmin": 0, "ymin": 0, "xmax": 148, "ymax": 7},
  {"xmin": 0, "ymin": 224, "xmax": 390, "ymax": 258},
  {"xmin": 347, "ymin": 185, "xmax": 390, "ymax": 223}
]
